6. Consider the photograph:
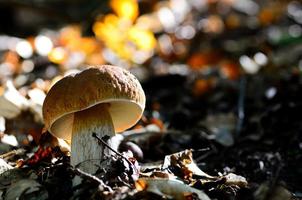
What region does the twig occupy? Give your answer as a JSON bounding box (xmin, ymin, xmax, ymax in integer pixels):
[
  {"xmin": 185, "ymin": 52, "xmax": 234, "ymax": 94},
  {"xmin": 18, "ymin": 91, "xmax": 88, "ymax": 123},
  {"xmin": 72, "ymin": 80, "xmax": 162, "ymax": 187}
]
[
  {"xmin": 92, "ymin": 132, "xmax": 134, "ymax": 169},
  {"xmin": 0, "ymin": 148, "xmax": 26, "ymax": 159},
  {"xmin": 192, "ymin": 148, "xmax": 211, "ymax": 152},
  {"xmin": 72, "ymin": 168, "xmax": 113, "ymax": 192}
]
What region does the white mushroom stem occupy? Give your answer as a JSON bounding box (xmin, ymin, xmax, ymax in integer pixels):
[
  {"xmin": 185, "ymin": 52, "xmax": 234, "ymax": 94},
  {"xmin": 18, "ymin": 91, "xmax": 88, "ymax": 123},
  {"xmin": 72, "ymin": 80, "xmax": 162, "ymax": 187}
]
[{"xmin": 71, "ymin": 103, "xmax": 115, "ymax": 174}]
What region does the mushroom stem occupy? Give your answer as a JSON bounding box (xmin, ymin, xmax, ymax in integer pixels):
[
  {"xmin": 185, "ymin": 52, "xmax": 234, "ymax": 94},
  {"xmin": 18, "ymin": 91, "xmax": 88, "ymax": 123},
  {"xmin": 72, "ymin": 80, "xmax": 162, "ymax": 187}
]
[{"xmin": 71, "ymin": 103, "xmax": 114, "ymax": 174}]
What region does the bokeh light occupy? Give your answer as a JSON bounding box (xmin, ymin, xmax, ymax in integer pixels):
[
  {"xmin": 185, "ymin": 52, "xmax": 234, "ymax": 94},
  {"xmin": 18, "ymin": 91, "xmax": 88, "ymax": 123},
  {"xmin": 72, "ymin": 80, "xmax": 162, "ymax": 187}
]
[{"xmin": 34, "ymin": 35, "xmax": 53, "ymax": 56}]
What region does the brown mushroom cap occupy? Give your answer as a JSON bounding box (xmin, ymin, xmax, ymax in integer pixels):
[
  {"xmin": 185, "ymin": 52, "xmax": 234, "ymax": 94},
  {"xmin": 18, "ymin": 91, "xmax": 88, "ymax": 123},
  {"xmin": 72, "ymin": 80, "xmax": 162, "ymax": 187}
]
[{"xmin": 42, "ymin": 65, "xmax": 145, "ymax": 140}]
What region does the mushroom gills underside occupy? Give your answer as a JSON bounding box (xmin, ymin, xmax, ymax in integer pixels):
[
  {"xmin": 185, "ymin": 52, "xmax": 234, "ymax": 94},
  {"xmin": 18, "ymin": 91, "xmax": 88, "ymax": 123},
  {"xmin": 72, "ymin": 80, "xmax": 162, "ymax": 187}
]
[{"xmin": 50, "ymin": 100, "xmax": 143, "ymax": 140}]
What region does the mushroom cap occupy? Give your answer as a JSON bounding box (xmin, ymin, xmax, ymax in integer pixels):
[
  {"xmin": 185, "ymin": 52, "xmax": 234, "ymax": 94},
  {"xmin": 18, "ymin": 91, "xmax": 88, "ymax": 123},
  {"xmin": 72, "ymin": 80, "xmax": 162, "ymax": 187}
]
[{"xmin": 42, "ymin": 65, "xmax": 146, "ymax": 140}]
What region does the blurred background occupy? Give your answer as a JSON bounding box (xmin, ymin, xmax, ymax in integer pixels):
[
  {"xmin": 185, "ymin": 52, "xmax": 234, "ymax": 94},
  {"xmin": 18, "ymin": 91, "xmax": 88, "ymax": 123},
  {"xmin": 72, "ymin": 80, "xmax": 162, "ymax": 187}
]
[{"xmin": 0, "ymin": 0, "xmax": 301, "ymax": 83}]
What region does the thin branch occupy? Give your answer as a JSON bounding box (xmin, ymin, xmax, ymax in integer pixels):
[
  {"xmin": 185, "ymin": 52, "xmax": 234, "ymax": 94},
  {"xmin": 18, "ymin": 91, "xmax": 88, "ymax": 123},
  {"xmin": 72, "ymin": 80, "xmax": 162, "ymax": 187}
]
[
  {"xmin": 72, "ymin": 168, "xmax": 113, "ymax": 192},
  {"xmin": 0, "ymin": 148, "xmax": 26, "ymax": 159},
  {"xmin": 92, "ymin": 133, "xmax": 134, "ymax": 170}
]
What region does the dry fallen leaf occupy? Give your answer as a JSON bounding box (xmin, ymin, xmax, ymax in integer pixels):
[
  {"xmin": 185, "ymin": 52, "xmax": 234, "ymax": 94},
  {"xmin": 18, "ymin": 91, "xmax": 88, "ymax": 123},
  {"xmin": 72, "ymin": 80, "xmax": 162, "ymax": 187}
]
[
  {"xmin": 0, "ymin": 81, "xmax": 29, "ymax": 119},
  {"xmin": 254, "ymin": 183, "xmax": 292, "ymax": 200},
  {"xmin": 5, "ymin": 179, "xmax": 48, "ymax": 200},
  {"xmin": 27, "ymin": 88, "xmax": 46, "ymax": 122},
  {"xmin": 162, "ymin": 149, "xmax": 213, "ymax": 181},
  {"xmin": 201, "ymin": 112, "xmax": 236, "ymax": 147},
  {"xmin": 0, "ymin": 158, "xmax": 13, "ymax": 175},
  {"xmin": 18, "ymin": 146, "xmax": 53, "ymax": 167},
  {"xmin": 162, "ymin": 149, "xmax": 248, "ymax": 189},
  {"xmin": 135, "ymin": 178, "xmax": 211, "ymax": 200},
  {"xmin": 224, "ymin": 173, "xmax": 248, "ymax": 188},
  {"xmin": 0, "ymin": 168, "xmax": 30, "ymax": 190}
]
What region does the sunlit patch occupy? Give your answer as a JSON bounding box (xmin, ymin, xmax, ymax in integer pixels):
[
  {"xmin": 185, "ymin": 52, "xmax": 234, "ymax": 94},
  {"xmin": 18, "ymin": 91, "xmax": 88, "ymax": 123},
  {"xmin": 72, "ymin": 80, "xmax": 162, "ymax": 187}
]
[
  {"xmin": 34, "ymin": 35, "xmax": 53, "ymax": 56},
  {"xmin": 48, "ymin": 47, "xmax": 68, "ymax": 64},
  {"xmin": 0, "ymin": 116, "xmax": 5, "ymax": 132},
  {"xmin": 253, "ymin": 52, "xmax": 268, "ymax": 66},
  {"xmin": 135, "ymin": 179, "xmax": 148, "ymax": 191},
  {"xmin": 16, "ymin": 40, "xmax": 33, "ymax": 58},
  {"xmin": 175, "ymin": 25, "xmax": 196, "ymax": 40},
  {"xmin": 110, "ymin": 0, "xmax": 139, "ymax": 22},
  {"xmin": 128, "ymin": 27, "xmax": 156, "ymax": 50},
  {"xmin": 93, "ymin": 10, "xmax": 156, "ymax": 64},
  {"xmin": 21, "ymin": 60, "xmax": 35, "ymax": 73},
  {"xmin": 239, "ymin": 55, "xmax": 260, "ymax": 74},
  {"xmin": 59, "ymin": 26, "xmax": 82, "ymax": 47},
  {"xmin": 157, "ymin": 7, "xmax": 176, "ymax": 32},
  {"xmin": 1, "ymin": 134, "xmax": 18, "ymax": 146}
]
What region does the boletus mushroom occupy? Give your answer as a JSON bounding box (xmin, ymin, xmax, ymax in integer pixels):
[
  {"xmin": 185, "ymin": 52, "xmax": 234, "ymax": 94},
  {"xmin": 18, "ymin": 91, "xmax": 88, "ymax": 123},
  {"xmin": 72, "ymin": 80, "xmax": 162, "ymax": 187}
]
[{"xmin": 42, "ymin": 65, "xmax": 145, "ymax": 174}]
